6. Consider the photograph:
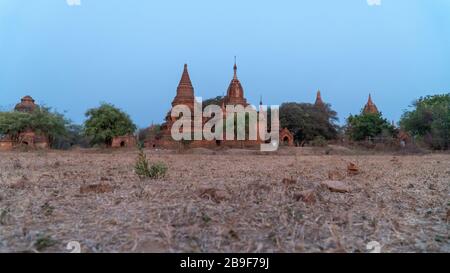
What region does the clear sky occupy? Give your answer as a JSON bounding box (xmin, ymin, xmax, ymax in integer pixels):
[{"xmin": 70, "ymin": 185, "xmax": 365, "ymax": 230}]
[{"xmin": 0, "ymin": 0, "xmax": 449, "ymax": 127}]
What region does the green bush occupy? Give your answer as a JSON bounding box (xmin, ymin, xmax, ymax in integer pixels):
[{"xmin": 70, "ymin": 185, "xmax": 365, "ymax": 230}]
[
  {"xmin": 148, "ymin": 162, "xmax": 168, "ymax": 179},
  {"xmin": 34, "ymin": 234, "xmax": 57, "ymax": 251},
  {"xmin": 135, "ymin": 148, "xmax": 167, "ymax": 179},
  {"xmin": 400, "ymin": 94, "xmax": 450, "ymax": 150},
  {"xmin": 310, "ymin": 136, "xmax": 327, "ymax": 147}
]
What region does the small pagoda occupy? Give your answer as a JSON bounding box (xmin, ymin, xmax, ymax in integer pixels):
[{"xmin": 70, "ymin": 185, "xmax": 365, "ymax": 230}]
[{"xmin": 363, "ymin": 94, "xmax": 379, "ymax": 114}]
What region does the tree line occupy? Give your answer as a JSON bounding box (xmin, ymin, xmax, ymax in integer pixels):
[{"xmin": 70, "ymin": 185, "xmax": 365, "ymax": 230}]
[{"xmin": 0, "ymin": 93, "xmax": 448, "ymax": 150}]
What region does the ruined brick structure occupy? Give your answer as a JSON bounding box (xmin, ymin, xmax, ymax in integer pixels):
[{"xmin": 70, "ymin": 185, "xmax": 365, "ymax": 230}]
[
  {"xmin": 0, "ymin": 96, "xmax": 49, "ymax": 150},
  {"xmin": 111, "ymin": 134, "xmax": 137, "ymax": 148},
  {"xmin": 280, "ymin": 128, "xmax": 294, "ymax": 146},
  {"xmin": 15, "ymin": 95, "xmax": 37, "ymax": 112},
  {"xmin": 0, "ymin": 136, "xmax": 13, "ymax": 150},
  {"xmin": 145, "ymin": 62, "xmax": 295, "ymax": 149}
]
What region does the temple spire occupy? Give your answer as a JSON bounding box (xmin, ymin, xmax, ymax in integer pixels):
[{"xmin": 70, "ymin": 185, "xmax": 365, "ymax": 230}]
[
  {"xmin": 233, "ymin": 56, "xmax": 237, "ymax": 79},
  {"xmin": 172, "ymin": 64, "xmax": 195, "ymax": 107},
  {"xmin": 179, "ymin": 64, "xmax": 193, "ymax": 87},
  {"xmin": 315, "ymin": 89, "xmax": 325, "ymax": 107},
  {"xmin": 224, "ymin": 58, "xmax": 247, "ymax": 106},
  {"xmin": 363, "ymin": 93, "xmax": 379, "ymax": 114}
]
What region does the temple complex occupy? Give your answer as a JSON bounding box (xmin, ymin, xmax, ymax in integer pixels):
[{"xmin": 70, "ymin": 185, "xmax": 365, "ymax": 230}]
[
  {"xmin": 145, "ymin": 62, "xmax": 294, "ymax": 149},
  {"xmin": 150, "ymin": 64, "xmax": 199, "ymax": 148},
  {"xmin": 363, "ymin": 94, "xmax": 379, "ymax": 114}
]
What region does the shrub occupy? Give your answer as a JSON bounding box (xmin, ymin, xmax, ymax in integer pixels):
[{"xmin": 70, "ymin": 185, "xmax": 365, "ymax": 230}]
[
  {"xmin": 400, "ymin": 94, "xmax": 450, "ymax": 150},
  {"xmin": 135, "ymin": 148, "xmax": 151, "ymax": 178},
  {"xmin": 34, "ymin": 234, "xmax": 57, "ymax": 251},
  {"xmin": 148, "ymin": 162, "xmax": 168, "ymax": 179},
  {"xmin": 134, "ymin": 148, "xmax": 167, "ymax": 179},
  {"xmin": 310, "ymin": 136, "xmax": 327, "ymax": 147}
]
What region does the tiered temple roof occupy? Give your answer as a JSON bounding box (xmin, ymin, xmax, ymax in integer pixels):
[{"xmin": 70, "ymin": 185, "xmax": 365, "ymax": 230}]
[
  {"xmin": 223, "ymin": 61, "xmax": 248, "ymax": 106},
  {"xmin": 363, "ymin": 94, "xmax": 379, "ymax": 114},
  {"xmin": 172, "ymin": 64, "xmax": 195, "ymax": 109}
]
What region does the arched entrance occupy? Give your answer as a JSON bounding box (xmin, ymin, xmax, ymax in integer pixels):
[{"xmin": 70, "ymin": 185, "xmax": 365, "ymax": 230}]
[{"xmin": 279, "ymin": 128, "xmax": 294, "ymax": 146}]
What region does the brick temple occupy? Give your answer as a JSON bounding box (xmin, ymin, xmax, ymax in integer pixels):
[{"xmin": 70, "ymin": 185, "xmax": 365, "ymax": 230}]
[
  {"xmin": 0, "ymin": 96, "xmax": 49, "ymax": 150},
  {"xmin": 145, "ymin": 62, "xmax": 294, "ymax": 149},
  {"xmin": 363, "ymin": 94, "xmax": 379, "ymax": 114},
  {"xmin": 111, "ymin": 134, "xmax": 137, "ymax": 148}
]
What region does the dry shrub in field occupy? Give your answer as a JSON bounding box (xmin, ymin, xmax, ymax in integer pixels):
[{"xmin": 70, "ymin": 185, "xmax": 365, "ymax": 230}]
[
  {"xmin": 0, "ymin": 208, "xmax": 11, "ymax": 225},
  {"xmin": 135, "ymin": 148, "xmax": 151, "ymax": 178},
  {"xmin": 148, "ymin": 162, "xmax": 168, "ymax": 179},
  {"xmin": 135, "ymin": 148, "xmax": 167, "ymax": 179},
  {"xmin": 34, "ymin": 234, "xmax": 57, "ymax": 251},
  {"xmin": 80, "ymin": 184, "xmax": 113, "ymax": 194}
]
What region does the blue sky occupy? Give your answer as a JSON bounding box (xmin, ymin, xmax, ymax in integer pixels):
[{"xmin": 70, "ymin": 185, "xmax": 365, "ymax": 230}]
[{"xmin": 0, "ymin": 0, "xmax": 449, "ymax": 127}]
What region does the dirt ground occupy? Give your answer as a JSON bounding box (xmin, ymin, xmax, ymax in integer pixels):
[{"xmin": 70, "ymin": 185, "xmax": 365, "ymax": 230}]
[{"xmin": 0, "ymin": 147, "xmax": 449, "ymax": 253}]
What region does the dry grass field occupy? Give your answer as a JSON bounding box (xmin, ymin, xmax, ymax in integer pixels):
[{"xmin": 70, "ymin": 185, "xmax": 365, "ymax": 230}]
[{"xmin": 0, "ymin": 147, "xmax": 449, "ymax": 253}]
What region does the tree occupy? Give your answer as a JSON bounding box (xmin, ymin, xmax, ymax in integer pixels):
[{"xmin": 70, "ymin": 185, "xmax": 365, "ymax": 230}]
[
  {"xmin": 138, "ymin": 124, "xmax": 162, "ymax": 144},
  {"xmin": 0, "ymin": 106, "xmax": 69, "ymax": 145},
  {"xmin": 202, "ymin": 96, "xmax": 224, "ymax": 109},
  {"xmin": 52, "ymin": 124, "xmax": 91, "ymax": 149},
  {"xmin": 346, "ymin": 112, "xmax": 394, "ymax": 141},
  {"xmin": 84, "ymin": 103, "xmax": 136, "ymax": 146},
  {"xmin": 279, "ymin": 102, "xmax": 339, "ymax": 144},
  {"xmin": 400, "ymin": 94, "xmax": 450, "ymax": 150}
]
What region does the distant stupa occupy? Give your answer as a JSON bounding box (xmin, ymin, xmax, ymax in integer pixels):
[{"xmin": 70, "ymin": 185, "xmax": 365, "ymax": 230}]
[
  {"xmin": 363, "ymin": 94, "xmax": 379, "ymax": 114},
  {"xmin": 314, "ymin": 90, "xmax": 325, "ymax": 108}
]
